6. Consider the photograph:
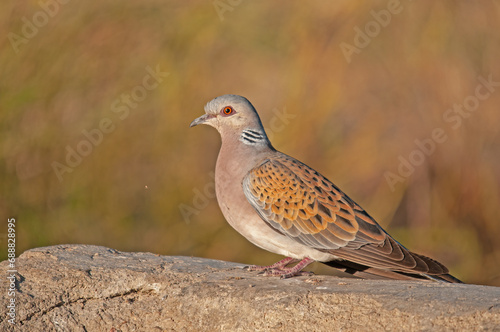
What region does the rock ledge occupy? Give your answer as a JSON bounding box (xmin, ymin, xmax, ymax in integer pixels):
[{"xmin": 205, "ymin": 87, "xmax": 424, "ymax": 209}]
[{"xmin": 1, "ymin": 244, "xmax": 499, "ymax": 331}]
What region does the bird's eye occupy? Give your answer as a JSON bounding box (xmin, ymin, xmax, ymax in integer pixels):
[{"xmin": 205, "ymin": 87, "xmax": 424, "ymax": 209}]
[{"xmin": 221, "ymin": 106, "xmax": 235, "ymax": 116}]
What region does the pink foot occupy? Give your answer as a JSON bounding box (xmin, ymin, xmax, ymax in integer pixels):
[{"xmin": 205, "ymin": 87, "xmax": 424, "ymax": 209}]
[
  {"xmin": 246, "ymin": 257, "xmax": 296, "ymax": 272},
  {"xmin": 247, "ymin": 257, "xmax": 314, "ymax": 279}
]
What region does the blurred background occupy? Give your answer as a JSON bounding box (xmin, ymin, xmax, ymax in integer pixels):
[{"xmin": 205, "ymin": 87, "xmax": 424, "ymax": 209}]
[{"xmin": 1, "ymin": 1, "xmax": 499, "ymax": 286}]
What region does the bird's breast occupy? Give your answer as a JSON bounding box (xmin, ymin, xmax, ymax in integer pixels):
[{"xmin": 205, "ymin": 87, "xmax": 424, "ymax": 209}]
[{"xmin": 213, "ymin": 149, "xmax": 335, "ymax": 262}]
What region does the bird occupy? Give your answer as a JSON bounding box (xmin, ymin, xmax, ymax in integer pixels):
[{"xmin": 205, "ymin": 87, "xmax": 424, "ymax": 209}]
[{"xmin": 190, "ymin": 94, "xmax": 462, "ymax": 283}]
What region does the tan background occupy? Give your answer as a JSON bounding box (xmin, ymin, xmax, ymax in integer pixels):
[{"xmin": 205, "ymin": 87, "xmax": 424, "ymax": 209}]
[{"xmin": 1, "ymin": 1, "xmax": 499, "ymax": 286}]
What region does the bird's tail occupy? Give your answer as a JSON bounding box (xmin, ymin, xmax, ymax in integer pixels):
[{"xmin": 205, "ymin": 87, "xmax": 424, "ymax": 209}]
[{"xmin": 323, "ymin": 260, "xmax": 463, "ymax": 283}]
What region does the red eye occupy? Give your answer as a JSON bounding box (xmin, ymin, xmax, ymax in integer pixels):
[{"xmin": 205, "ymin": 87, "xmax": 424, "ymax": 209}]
[{"xmin": 221, "ymin": 106, "xmax": 235, "ymax": 116}]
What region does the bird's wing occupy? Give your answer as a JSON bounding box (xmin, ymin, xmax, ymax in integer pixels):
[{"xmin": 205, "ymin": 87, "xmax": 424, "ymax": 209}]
[{"xmin": 242, "ymin": 154, "xmax": 448, "ymax": 275}]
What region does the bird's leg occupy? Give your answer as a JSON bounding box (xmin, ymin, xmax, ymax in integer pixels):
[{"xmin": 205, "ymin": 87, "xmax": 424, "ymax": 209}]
[
  {"xmin": 245, "ymin": 257, "xmax": 296, "ymax": 272},
  {"xmin": 263, "ymin": 257, "xmax": 315, "ymax": 278}
]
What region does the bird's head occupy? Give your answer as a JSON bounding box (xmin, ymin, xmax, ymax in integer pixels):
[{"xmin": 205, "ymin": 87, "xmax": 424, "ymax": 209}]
[{"xmin": 190, "ymin": 95, "xmax": 269, "ymax": 146}]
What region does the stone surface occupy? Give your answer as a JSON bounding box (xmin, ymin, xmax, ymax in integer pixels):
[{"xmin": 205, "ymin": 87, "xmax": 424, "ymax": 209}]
[{"xmin": 1, "ymin": 244, "xmax": 499, "ymax": 331}]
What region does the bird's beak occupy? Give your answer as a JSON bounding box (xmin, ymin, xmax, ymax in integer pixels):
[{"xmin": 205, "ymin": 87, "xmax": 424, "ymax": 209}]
[{"xmin": 190, "ymin": 113, "xmax": 215, "ymax": 127}]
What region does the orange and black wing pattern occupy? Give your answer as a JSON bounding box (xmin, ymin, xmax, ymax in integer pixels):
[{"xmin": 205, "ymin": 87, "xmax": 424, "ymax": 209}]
[{"xmin": 243, "ymin": 154, "xmax": 451, "ymax": 277}]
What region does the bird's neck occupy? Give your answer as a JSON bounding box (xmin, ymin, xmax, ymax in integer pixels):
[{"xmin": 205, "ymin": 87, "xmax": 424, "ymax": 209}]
[
  {"xmin": 239, "ymin": 128, "xmax": 270, "ymax": 147},
  {"xmin": 219, "ymin": 126, "xmax": 274, "ymax": 150},
  {"xmin": 216, "ymin": 130, "xmax": 274, "ymax": 180}
]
